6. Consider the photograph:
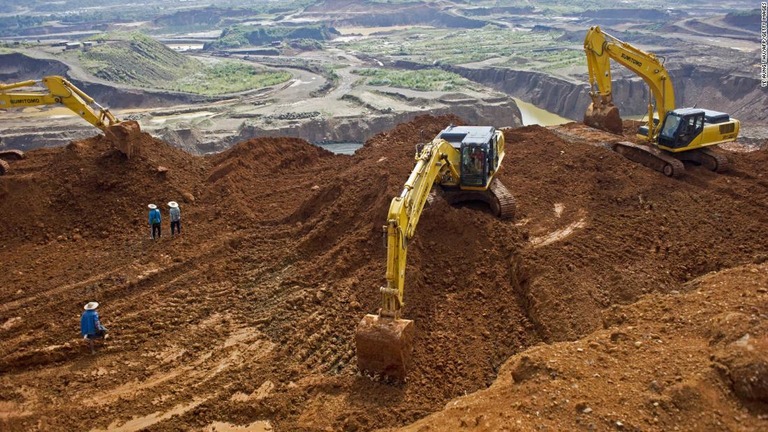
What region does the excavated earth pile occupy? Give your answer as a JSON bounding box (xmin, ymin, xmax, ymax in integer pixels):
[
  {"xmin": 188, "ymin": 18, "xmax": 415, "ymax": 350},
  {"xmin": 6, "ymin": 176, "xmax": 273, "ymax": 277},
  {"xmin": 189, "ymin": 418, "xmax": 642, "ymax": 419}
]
[{"xmin": 0, "ymin": 115, "xmax": 766, "ymax": 431}]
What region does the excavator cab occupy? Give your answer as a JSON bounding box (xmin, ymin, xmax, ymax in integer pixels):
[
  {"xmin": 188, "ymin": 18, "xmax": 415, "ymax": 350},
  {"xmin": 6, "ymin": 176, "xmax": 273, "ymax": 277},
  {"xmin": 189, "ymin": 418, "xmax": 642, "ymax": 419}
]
[
  {"xmin": 439, "ymin": 125, "xmax": 500, "ymax": 188},
  {"xmin": 657, "ymin": 109, "xmax": 704, "ymax": 149}
]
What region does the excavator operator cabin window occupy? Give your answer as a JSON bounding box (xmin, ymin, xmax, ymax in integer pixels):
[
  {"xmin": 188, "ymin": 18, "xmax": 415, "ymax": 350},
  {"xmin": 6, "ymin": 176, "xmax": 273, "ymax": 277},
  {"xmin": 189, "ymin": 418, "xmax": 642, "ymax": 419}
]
[
  {"xmin": 462, "ymin": 147, "xmax": 473, "ymax": 172},
  {"xmin": 461, "ymin": 146, "xmax": 482, "ymax": 173},
  {"xmin": 461, "ymin": 145, "xmax": 486, "ymax": 186},
  {"xmin": 674, "ymin": 113, "xmax": 704, "ymax": 147},
  {"xmin": 471, "ymin": 147, "xmax": 484, "ymax": 173},
  {"xmin": 694, "ymin": 115, "xmax": 704, "ymax": 134},
  {"xmin": 659, "ymin": 114, "xmax": 681, "ymax": 145}
]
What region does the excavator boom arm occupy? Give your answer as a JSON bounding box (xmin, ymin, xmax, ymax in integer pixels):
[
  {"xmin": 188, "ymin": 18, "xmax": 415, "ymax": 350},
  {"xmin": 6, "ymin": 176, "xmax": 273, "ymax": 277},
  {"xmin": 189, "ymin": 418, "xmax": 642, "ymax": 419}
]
[
  {"xmin": 0, "ymin": 76, "xmax": 120, "ymax": 132},
  {"xmin": 356, "ymin": 126, "xmax": 513, "ymax": 380},
  {"xmin": 584, "ymin": 26, "xmax": 676, "ymax": 138},
  {"xmin": 0, "ymin": 75, "xmax": 140, "ymax": 160},
  {"xmin": 356, "ymin": 138, "xmax": 458, "ymax": 380},
  {"xmin": 383, "ymin": 139, "xmax": 457, "ymax": 315}
]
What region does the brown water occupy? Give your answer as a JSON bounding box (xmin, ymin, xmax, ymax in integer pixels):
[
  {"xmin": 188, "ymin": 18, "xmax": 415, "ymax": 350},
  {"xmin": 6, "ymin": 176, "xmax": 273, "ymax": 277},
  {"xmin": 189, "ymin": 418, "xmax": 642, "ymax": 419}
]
[{"xmin": 513, "ymin": 98, "xmax": 572, "ymax": 126}]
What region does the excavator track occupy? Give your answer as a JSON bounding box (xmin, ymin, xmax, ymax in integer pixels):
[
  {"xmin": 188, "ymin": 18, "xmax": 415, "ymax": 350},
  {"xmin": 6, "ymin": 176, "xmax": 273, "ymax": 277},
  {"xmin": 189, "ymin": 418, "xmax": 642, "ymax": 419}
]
[
  {"xmin": 440, "ymin": 178, "xmax": 516, "ymax": 219},
  {"xmin": 696, "ymin": 148, "xmax": 729, "ymax": 173},
  {"xmin": 489, "ymin": 178, "xmax": 516, "ymax": 219},
  {"xmin": 663, "ymin": 147, "xmax": 729, "ymax": 173},
  {"xmin": 613, "ymin": 141, "xmax": 685, "ymax": 178},
  {"xmin": 0, "ymin": 149, "xmax": 25, "ymax": 161}
]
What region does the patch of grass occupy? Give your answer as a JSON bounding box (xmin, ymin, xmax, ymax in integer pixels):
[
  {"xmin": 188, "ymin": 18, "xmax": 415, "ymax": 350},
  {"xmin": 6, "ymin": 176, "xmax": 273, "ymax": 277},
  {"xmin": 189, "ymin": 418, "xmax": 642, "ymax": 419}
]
[
  {"xmin": 174, "ymin": 62, "xmax": 291, "ymax": 95},
  {"xmin": 76, "ymin": 32, "xmax": 291, "ymax": 95},
  {"xmin": 352, "ymin": 68, "xmax": 469, "ymax": 91},
  {"xmin": 342, "ymin": 26, "xmax": 565, "ymax": 66},
  {"xmin": 206, "ymin": 24, "xmax": 338, "ymax": 50}
]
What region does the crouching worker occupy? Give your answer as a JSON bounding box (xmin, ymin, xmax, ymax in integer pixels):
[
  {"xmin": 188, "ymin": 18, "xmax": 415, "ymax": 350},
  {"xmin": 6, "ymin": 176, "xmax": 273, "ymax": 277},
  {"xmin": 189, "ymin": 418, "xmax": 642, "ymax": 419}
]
[{"xmin": 81, "ymin": 301, "xmax": 108, "ymax": 354}]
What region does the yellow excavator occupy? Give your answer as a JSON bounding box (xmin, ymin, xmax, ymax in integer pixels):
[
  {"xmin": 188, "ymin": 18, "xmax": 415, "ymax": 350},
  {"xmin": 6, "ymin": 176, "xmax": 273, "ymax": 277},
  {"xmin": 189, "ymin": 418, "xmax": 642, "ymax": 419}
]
[
  {"xmin": 0, "ymin": 75, "xmax": 141, "ymax": 175},
  {"xmin": 583, "ymin": 25, "xmax": 739, "ymax": 177},
  {"xmin": 355, "ymin": 125, "xmax": 514, "ymax": 380}
]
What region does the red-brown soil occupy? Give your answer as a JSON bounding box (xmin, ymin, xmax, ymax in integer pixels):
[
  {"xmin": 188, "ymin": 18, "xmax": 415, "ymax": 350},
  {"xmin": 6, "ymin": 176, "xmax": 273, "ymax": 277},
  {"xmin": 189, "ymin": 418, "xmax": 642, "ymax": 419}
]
[{"xmin": 0, "ymin": 116, "xmax": 766, "ymax": 431}]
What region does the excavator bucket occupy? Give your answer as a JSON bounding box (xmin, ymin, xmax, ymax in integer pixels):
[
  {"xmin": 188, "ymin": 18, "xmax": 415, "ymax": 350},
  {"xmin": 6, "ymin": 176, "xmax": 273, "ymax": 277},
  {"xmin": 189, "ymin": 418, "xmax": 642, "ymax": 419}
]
[
  {"xmin": 105, "ymin": 120, "xmax": 142, "ymax": 158},
  {"xmin": 356, "ymin": 314, "xmax": 415, "ymax": 380},
  {"xmin": 584, "ymin": 102, "xmax": 623, "ymax": 135}
]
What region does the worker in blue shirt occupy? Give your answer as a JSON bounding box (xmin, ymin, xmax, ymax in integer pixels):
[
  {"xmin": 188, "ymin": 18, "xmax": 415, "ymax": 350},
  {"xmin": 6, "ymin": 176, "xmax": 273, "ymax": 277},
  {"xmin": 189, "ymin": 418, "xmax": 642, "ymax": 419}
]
[
  {"xmin": 81, "ymin": 302, "xmax": 108, "ymax": 353},
  {"xmin": 148, "ymin": 203, "xmax": 161, "ymax": 239}
]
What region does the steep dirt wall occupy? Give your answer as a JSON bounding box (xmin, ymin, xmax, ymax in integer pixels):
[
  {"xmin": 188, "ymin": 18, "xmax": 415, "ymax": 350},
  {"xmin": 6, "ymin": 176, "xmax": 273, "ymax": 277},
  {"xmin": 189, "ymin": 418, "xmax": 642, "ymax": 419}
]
[
  {"xmin": 229, "ymin": 101, "xmax": 522, "ymax": 148},
  {"xmin": 0, "ymin": 86, "xmax": 522, "ymax": 153},
  {"xmin": 70, "ymin": 80, "xmax": 214, "ymax": 110},
  {"xmin": 674, "ymin": 67, "xmax": 768, "ymax": 123},
  {"xmin": 0, "ymin": 52, "xmax": 69, "ymax": 80},
  {"xmin": 442, "ymin": 65, "xmax": 768, "ymax": 124},
  {"xmin": 440, "ymin": 65, "xmax": 592, "ymax": 121},
  {"xmin": 172, "ymin": 99, "xmax": 522, "ymax": 153}
]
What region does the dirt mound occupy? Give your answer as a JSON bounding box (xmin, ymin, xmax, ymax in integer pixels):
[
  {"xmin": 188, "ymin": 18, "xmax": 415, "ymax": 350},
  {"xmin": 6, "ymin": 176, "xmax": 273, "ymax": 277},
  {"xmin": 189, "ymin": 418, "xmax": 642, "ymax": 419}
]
[
  {"xmin": 395, "ymin": 262, "xmax": 768, "ymax": 432},
  {"xmin": 0, "ymin": 130, "xmax": 205, "ymax": 245},
  {"xmin": 203, "ymin": 137, "xmax": 341, "ymax": 224},
  {"xmin": 501, "ymin": 124, "xmax": 768, "ymax": 341},
  {"xmin": 1, "ymin": 115, "xmax": 767, "ymax": 431}
]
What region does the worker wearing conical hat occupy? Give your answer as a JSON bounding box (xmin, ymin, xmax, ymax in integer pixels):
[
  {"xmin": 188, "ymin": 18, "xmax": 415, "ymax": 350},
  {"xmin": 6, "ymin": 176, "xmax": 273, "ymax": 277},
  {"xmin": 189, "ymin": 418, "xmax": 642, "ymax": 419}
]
[
  {"xmin": 168, "ymin": 201, "xmax": 181, "ymax": 236},
  {"xmin": 148, "ymin": 203, "xmax": 161, "ymax": 239},
  {"xmin": 80, "ymin": 302, "xmax": 108, "ymax": 353}
]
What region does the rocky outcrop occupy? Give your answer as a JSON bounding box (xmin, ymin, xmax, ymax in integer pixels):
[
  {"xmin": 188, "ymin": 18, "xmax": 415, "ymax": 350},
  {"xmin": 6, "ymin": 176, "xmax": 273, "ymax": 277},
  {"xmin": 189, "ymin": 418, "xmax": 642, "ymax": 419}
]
[
  {"xmin": 2, "ymin": 94, "xmax": 522, "ymax": 154},
  {"xmin": 673, "ymin": 67, "xmax": 768, "ymax": 124}
]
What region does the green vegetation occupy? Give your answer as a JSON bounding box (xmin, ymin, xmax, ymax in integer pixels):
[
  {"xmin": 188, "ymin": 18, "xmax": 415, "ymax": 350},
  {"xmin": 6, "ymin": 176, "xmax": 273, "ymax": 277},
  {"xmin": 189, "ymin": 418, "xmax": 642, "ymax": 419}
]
[
  {"xmin": 522, "ymin": 48, "xmax": 584, "ymax": 72},
  {"xmin": 352, "ymin": 68, "xmax": 469, "ymax": 91},
  {"xmin": 80, "ymin": 32, "xmax": 199, "ymax": 85},
  {"xmin": 76, "ymin": 32, "xmax": 290, "ymax": 95},
  {"xmin": 206, "ymin": 24, "xmax": 338, "ymax": 50},
  {"xmin": 174, "ymin": 62, "xmax": 291, "ymax": 95},
  {"xmin": 0, "ymin": 15, "xmax": 46, "ymax": 37},
  {"xmin": 342, "ymin": 26, "xmax": 572, "ymax": 68}
]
